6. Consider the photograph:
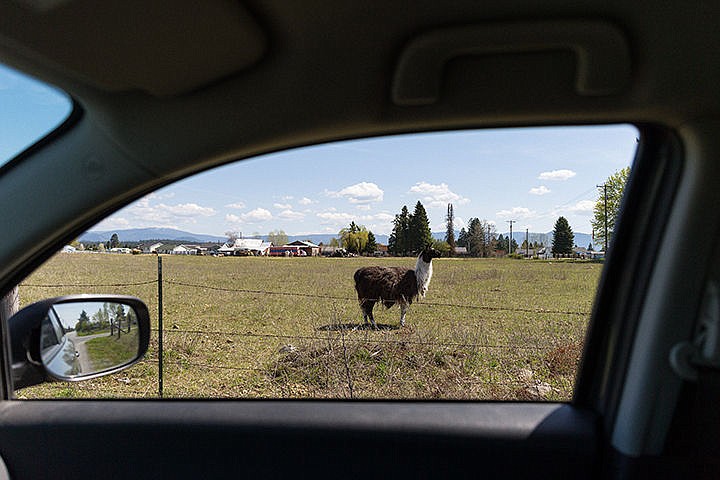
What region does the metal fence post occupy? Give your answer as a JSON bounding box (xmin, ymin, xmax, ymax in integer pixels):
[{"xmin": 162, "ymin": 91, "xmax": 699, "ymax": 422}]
[{"xmin": 158, "ymin": 255, "xmax": 163, "ymax": 398}]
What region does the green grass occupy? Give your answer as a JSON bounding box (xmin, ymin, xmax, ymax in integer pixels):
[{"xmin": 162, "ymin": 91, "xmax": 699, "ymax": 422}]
[
  {"xmin": 16, "ymin": 253, "xmax": 601, "ymax": 400},
  {"xmin": 84, "ymin": 331, "xmax": 139, "ymax": 370}
]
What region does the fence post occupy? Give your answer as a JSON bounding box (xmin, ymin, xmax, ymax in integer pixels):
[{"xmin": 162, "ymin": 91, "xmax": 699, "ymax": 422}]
[{"xmin": 157, "ymin": 255, "xmax": 163, "ymax": 398}]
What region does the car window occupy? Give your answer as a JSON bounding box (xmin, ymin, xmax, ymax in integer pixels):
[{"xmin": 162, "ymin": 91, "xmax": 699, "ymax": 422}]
[
  {"xmin": 40, "ymin": 310, "xmax": 61, "ymax": 351},
  {"xmin": 16, "ymin": 125, "xmax": 638, "ymax": 400},
  {"xmin": 0, "ymin": 64, "xmax": 72, "ymax": 168}
]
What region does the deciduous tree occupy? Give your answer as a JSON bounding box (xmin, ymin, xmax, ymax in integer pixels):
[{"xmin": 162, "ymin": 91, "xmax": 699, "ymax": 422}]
[{"xmin": 592, "ymin": 167, "xmax": 630, "ymax": 250}]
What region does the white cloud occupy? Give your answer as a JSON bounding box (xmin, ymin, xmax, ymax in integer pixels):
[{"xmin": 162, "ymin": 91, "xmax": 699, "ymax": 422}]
[
  {"xmin": 273, "ymin": 203, "xmax": 292, "ymax": 210},
  {"xmin": 369, "ymin": 212, "xmax": 395, "ymax": 223},
  {"xmin": 93, "ymin": 217, "xmax": 132, "ymax": 230},
  {"xmin": 317, "ymin": 211, "xmax": 355, "ymax": 223},
  {"xmin": 225, "ymin": 202, "xmax": 246, "ymax": 209},
  {"xmin": 278, "ymin": 210, "xmax": 305, "ymax": 220},
  {"xmin": 529, "ymin": 185, "xmax": 551, "ymax": 195},
  {"xmin": 298, "ymin": 197, "xmax": 313, "ymax": 205},
  {"xmin": 105, "ymin": 196, "xmax": 216, "ymax": 228},
  {"xmin": 241, "ymin": 208, "xmax": 273, "ymax": 223},
  {"xmin": 496, "ymin": 206, "xmax": 536, "ymax": 219},
  {"xmin": 570, "ymin": 200, "xmax": 596, "ymax": 214},
  {"xmin": 327, "ymin": 182, "xmax": 384, "ymax": 204},
  {"xmin": 160, "ymin": 203, "xmax": 215, "ymax": 217},
  {"xmin": 408, "ymin": 182, "xmax": 469, "ymax": 208},
  {"xmin": 538, "ymin": 169, "xmax": 576, "ymax": 181}
]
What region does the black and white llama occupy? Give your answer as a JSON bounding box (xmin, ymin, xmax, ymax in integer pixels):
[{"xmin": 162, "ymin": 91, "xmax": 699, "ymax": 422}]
[{"xmin": 353, "ymin": 247, "xmax": 439, "ymax": 328}]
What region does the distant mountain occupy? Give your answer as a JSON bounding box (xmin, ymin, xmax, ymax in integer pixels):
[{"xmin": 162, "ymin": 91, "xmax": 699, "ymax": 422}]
[
  {"xmin": 79, "ymin": 228, "xmax": 226, "ymax": 244},
  {"xmin": 80, "ymin": 228, "xmax": 596, "ymax": 250},
  {"xmin": 79, "ymin": 229, "xmax": 389, "ymax": 246}
]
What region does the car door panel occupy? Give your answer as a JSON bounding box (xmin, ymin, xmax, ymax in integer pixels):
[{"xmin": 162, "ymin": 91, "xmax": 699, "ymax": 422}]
[{"xmin": 0, "ymin": 402, "xmax": 596, "ymax": 478}]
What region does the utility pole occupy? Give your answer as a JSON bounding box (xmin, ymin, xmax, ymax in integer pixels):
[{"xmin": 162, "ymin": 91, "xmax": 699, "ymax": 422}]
[
  {"xmin": 526, "ymin": 228, "xmax": 529, "ymax": 259},
  {"xmin": 506, "ymin": 220, "xmax": 516, "ymax": 255},
  {"xmin": 597, "ymin": 184, "xmax": 608, "ymax": 253}
]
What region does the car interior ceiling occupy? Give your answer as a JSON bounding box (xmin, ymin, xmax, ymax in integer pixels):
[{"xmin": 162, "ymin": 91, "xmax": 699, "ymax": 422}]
[{"xmin": 0, "ymin": 0, "xmax": 719, "ymax": 478}]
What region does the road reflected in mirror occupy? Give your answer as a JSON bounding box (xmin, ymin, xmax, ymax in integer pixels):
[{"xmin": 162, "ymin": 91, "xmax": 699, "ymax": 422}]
[{"xmin": 42, "ymin": 302, "xmax": 140, "ymax": 379}]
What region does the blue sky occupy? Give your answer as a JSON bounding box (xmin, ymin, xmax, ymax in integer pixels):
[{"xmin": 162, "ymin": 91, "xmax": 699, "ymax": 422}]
[{"xmin": 2, "ymin": 64, "xmax": 638, "ymax": 239}]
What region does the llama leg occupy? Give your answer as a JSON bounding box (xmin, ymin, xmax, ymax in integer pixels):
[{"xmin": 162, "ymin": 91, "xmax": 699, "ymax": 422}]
[
  {"xmin": 368, "ymin": 310, "xmax": 377, "ymax": 329},
  {"xmin": 361, "ymin": 300, "xmax": 377, "ymax": 328},
  {"xmin": 399, "ymin": 303, "xmax": 407, "ymax": 327}
]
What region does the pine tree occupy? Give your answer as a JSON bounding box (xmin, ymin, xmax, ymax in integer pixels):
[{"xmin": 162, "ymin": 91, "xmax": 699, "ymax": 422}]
[
  {"xmin": 445, "ymin": 203, "xmax": 456, "ymax": 255},
  {"xmin": 551, "ymin": 216, "xmax": 575, "ymax": 255},
  {"xmin": 388, "ymin": 206, "xmax": 411, "ymax": 256},
  {"xmin": 409, "ymin": 201, "xmax": 432, "ymax": 252},
  {"xmin": 466, "ymin": 218, "xmax": 485, "ymax": 257},
  {"xmin": 497, "ymin": 234, "xmax": 507, "ymax": 253},
  {"xmin": 109, "ymin": 233, "xmax": 120, "ymax": 249},
  {"xmin": 365, "ymin": 231, "xmax": 377, "ymax": 254},
  {"xmin": 457, "ymin": 228, "xmax": 468, "ymax": 248}
]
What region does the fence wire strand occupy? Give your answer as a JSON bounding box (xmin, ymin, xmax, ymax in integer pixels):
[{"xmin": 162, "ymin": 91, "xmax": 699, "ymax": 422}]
[
  {"xmin": 164, "ymin": 279, "xmax": 590, "ymax": 317},
  {"xmin": 154, "ymin": 327, "xmax": 554, "ymax": 351}
]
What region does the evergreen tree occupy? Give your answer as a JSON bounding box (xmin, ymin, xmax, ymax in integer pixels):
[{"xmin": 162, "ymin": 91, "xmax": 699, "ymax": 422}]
[
  {"xmin": 364, "ymin": 231, "xmax": 377, "ymax": 255},
  {"xmin": 588, "ymin": 243, "xmax": 594, "ymax": 251},
  {"xmin": 109, "ymin": 233, "xmax": 120, "ymax": 249},
  {"xmin": 445, "ymin": 204, "xmax": 456, "ymax": 255},
  {"xmin": 551, "ymin": 216, "xmax": 575, "ymax": 255},
  {"xmin": 466, "ymin": 218, "xmax": 486, "ymax": 257},
  {"xmin": 76, "ymin": 310, "xmax": 90, "ymax": 334},
  {"xmin": 496, "ymin": 234, "xmax": 507, "ymax": 252},
  {"xmin": 457, "ymin": 228, "xmax": 468, "ymax": 248},
  {"xmin": 388, "ymin": 206, "xmax": 411, "ymax": 256},
  {"xmin": 408, "ymin": 201, "xmax": 432, "ymax": 252}
]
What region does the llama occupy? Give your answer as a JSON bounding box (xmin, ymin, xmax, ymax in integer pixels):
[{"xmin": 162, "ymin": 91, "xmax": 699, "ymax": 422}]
[{"xmin": 353, "ymin": 247, "xmax": 439, "ymax": 328}]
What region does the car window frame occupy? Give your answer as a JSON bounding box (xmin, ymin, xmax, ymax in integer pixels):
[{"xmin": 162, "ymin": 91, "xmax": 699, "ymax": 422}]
[{"xmin": 0, "ymin": 121, "xmax": 673, "ymax": 410}]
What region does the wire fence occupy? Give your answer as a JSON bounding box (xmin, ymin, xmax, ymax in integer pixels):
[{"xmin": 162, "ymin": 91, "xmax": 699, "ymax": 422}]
[{"xmin": 19, "ymin": 256, "xmax": 591, "ymax": 399}]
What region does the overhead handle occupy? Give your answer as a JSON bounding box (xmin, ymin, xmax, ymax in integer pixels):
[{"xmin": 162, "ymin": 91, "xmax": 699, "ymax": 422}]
[{"xmin": 392, "ymin": 21, "xmax": 631, "ymax": 106}]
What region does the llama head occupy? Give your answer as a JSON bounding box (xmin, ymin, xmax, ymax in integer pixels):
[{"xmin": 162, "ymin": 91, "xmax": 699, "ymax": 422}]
[{"xmin": 419, "ymin": 246, "xmax": 440, "ymax": 263}]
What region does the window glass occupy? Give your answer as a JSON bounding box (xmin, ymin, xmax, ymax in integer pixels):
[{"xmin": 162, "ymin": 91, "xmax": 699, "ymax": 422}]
[
  {"xmin": 0, "ymin": 64, "xmax": 73, "ymax": 167},
  {"xmin": 19, "ymin": 125, "xmax": 638, "ymax": 400}
]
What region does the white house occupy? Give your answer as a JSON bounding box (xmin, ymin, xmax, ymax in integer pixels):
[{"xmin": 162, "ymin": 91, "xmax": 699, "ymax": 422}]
[
  {"xmin": 218, "ymin": 238, "xmax": 272, "ymax": 256},
  {"xmin": 171, "ymin": 244, "xmax": 204, "ymax": 255}
]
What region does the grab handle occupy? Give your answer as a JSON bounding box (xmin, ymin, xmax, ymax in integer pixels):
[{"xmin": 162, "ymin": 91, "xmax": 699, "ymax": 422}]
[{"xmin": 392, "ymin": 21, "xmax": 631, "ymax": 106}]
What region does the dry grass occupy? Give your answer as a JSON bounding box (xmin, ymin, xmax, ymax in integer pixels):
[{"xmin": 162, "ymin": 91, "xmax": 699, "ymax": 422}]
[{"xmin": 15, "ymin": 253, "xmax": 601, "ymax": 401}]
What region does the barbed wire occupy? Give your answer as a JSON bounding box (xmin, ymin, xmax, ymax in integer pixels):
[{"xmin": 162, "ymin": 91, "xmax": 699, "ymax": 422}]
[
  {"xmin": 155, "ymin": 327, "xmax": 555, "ymax": 351},
  {"xmin": 164, "ymin": 280, "xmax": 590, "ymax": 317},
  {"xmin": 20, "ymin": 280, "xmax": 158, "ymax": 288},
  {"xmin": 18, "ymin": 278, "xmax": 591, "ymax": 317}
]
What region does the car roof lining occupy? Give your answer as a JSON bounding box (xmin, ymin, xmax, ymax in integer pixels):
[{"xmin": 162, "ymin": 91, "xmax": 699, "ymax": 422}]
[{"xmin": 0, "ymin": 0, "xmax": 267, "ymax": 96}]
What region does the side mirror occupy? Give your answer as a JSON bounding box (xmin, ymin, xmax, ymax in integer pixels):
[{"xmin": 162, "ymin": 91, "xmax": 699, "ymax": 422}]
[{"xmin": 9, "ymin": 295, "xmax": 150, "ymax": 390}]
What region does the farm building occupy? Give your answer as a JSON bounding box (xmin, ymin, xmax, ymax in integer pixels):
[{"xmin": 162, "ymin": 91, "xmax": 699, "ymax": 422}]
[
  {"xmin": 269, "ymin": 245, "xmax": 303, "ymax": 256},
  {"xmin": 218, "ymin": 238, "xmax": 272, "ymax": 256},
  {"xmin": 285, "ymin": 240, "xmax": 320, "ymax": 256},
  {"xmin": 171, "ymin": 244, "xmax": 207, "ymax": 255},
  {"xmin": 141, "ymin": 242, "xmax": 163, "ymax": 254}
]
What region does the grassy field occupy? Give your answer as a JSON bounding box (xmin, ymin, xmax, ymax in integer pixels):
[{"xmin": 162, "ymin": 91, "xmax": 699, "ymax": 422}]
[{"xmin": 16, "ymin": 253, "xmax": 602, "ymax": 400}]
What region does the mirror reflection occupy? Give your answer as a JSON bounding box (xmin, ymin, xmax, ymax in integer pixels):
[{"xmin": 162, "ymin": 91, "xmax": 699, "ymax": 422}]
[{"xmin": 42, "ymin": 302, "xmax": 140, "ymax": 378}]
